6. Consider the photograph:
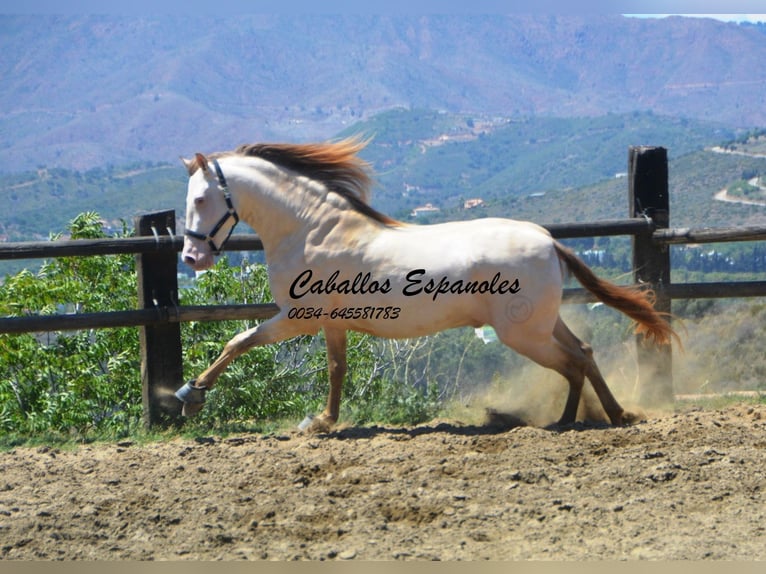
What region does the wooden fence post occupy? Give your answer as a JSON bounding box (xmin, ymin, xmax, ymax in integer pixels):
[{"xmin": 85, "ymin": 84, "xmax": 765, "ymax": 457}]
[
  {"xmin": 628, "ymin": 146, "xmax": 673, "ymax": 407},
  {"xmin": 135, "ymin": 210, "xmax": 183, "ymax": 428}
]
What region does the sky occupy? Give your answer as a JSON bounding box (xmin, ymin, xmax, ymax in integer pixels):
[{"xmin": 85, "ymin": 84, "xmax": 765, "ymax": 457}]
[
  {"xmin": 3, "ymin": 2, "xmax": 766, "ymax": 17},
  {"xmin": 627, "ymin": 14, "xmax": 766, "ymax": 22}
]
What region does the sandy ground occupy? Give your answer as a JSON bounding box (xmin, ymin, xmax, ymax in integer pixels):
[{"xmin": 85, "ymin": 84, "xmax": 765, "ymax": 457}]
[{"xmin": 1, "ymin": 403, "xmax": 765, "ymax": 561}]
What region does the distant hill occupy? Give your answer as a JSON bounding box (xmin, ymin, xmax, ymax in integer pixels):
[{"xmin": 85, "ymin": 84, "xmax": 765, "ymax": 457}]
[
  {"xmin": 1, "ymin": 163, "xmax": 184, "ymax": 242},
  {"xmin": 3, "ymin": 14, "xmax": 766, "ymax": 172},
  {"xmin": 4, "ymin": 109, "xmax": 763, "ymax": 247},
  {"xmin": 344, "ymin": 109, "xmax": 737, "ymax": 219}
]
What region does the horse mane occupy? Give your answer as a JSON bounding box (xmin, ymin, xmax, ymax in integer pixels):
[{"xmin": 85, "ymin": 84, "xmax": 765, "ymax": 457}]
[{"xmin": 233, "ymin": 138, "xmax": 402, "ymax": 227}]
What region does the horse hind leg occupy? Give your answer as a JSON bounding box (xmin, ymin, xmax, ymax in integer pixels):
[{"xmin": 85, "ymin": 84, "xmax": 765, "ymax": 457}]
[
  {"xmin": 551, "ymin": 341, "xmax": 589, "ymax": 427},
  {"xmin": 495, "ymin": 325, "xmax": 588, "ymax": 427},
  {"xmin": 553, "ymin": 318, "xmax": 627, "ymax": 425}
]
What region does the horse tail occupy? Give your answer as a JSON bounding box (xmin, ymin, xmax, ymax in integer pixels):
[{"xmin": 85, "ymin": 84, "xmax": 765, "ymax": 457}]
[{"xmin": 553, "ymin": 240, "xmax": 677, "ymax": 346}]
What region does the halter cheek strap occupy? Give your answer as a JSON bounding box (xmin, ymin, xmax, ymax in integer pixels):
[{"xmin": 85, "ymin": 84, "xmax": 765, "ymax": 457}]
[{"xmin": 185, "ymin": 159, "xmax": 240, "ymax": 255}]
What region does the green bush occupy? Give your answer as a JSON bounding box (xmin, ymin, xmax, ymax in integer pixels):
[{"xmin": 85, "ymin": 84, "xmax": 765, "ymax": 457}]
[
  {"xmin": 0, "ymin": 213, "xmax": 446, "ymax": 440},
  {"xmin": 0, "ymin": 213, "xmax": 141, "ymax": 439}
]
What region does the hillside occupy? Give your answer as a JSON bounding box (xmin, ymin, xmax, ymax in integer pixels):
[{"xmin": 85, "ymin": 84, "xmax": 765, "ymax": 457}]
[
  {"xmin": 495, "ymin": 145, "xmax": 766, "ymax": 234},
  {"xmin": 1, "ymin": 163, "xmax": 184, "ymax": 241},
  {"xmin": 0, "ymin": 110, "xmax": 749, "ymax": 244},
  {"xmin": 3, "ymin": 15, "xmax": 766, "ymax": 172},
  {"xmin": 346, "ymin": 109, "xmax": 737, "ymax": 219}
]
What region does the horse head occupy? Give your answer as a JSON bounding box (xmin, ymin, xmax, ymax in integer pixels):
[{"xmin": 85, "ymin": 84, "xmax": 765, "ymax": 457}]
[{"xmin": 181, "ymin": 153, "xmax": 240, "ymax": 271}]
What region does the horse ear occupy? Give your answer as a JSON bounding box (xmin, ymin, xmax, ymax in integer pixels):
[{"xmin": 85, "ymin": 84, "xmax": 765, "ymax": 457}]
[
  {"xmin": 181, "ymin": 156, "xmax": 195, "ymax": 175},
  {"xmin": 194, "ymin": 153, "xmax": 210, "ymax": 174}
]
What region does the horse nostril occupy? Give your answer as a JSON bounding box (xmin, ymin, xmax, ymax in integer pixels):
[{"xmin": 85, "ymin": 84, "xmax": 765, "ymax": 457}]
[{"xmin": 183, "ymin": 255, "xmax": 196, "ymax": 266}]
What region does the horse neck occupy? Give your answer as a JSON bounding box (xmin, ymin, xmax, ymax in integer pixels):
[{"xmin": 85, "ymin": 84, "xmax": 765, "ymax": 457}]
[{"xmin": 223, "ymin": 157, "xmax": 369, "ymax": 259}]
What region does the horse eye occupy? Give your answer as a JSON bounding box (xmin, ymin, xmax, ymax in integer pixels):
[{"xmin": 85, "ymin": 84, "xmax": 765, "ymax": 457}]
[{"xmin": 194, "ymin": 197, "xmax": 205, "ymax": 206}]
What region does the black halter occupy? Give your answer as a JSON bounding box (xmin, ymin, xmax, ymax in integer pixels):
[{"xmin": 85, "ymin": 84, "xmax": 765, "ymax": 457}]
[{"xmin": 185, "ymin": 159, "xmax": 240, "ymax": 255}]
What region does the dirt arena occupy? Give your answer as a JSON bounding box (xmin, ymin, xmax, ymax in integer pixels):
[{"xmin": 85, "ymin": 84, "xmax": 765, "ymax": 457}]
[{"xmin": 1, "ymin": 403, "xmax": 764, "ymax": 560}]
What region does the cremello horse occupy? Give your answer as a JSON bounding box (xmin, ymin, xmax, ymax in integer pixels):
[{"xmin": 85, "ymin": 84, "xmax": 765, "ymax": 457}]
[{"xmin": 178, "ymin": 138, "xmax": 676, "ymax": 431}]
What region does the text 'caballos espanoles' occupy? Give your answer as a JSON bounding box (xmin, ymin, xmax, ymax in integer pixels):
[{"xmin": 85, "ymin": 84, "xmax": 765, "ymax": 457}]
[{"xmin": 289, "ymin": 269, "xmax": 521, "ymax": 302}]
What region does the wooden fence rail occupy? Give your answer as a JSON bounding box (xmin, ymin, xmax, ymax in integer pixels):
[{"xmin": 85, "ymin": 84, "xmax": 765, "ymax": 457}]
[
  {"xmin": 0, "ymin": 235, "xmax": 264, "ymax": 260},
  {"xmin": 4, "ymin": 221, "xmax": 764, "ymax": 259},
  {"xmin": 1, "ymin": 146, "xmax": 765, "ymax": 427}
]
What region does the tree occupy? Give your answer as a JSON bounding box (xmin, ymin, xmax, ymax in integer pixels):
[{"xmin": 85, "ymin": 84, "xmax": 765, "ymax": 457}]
[{"xmin": 0, "ymin": 213, "xmax": 140, "ymax": 437}]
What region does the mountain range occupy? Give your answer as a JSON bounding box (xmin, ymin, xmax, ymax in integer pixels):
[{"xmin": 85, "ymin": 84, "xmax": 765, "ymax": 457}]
[{"xmin": 3, "ymin": 14, "xmax": 766, "ymax": 172}]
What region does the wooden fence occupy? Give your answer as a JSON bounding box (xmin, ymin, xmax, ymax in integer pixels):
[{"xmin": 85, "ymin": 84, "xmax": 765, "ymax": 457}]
[{"xmin": 2, "ymin": 146, "xmax": 765, "ymax": 428}]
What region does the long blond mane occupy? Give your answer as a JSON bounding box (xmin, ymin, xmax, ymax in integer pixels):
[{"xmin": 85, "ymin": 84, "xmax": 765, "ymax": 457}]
[{"xmin": 189, "ymin": 138, "xmax": 401, "ymax": 227}]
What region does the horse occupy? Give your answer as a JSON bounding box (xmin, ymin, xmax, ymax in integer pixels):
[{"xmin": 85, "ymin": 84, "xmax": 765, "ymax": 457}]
[{"xmin": 177, "ymin": 137, "xmax": 677, "ymax": 431}]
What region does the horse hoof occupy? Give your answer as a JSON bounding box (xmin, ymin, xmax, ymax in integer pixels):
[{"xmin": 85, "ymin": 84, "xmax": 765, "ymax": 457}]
[
  {"xmin": 175, "ymin": 380, "xmax": 207, "ymax": 404},
  {"xmin": 298, "ymin": 414, "xmax": 334, "ymax": 434},
  {"xmin": 297, "ymin": 414, "xmax": 316, "ymax": 432},
  {"xmin": 618, "ymin": 409, "xmax": 644, "ymax": 426}
]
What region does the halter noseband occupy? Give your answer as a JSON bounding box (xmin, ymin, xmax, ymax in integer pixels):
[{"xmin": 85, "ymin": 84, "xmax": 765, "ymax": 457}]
[{"xmin": 185, "ymin": 159, "xmax": 240, "ymax": 256}]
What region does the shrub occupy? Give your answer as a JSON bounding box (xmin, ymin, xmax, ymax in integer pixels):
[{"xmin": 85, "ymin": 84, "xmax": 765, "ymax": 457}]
[
  {"xmin": 0, "ymin": 213, "xmax": 141, "ymax": 438},
  {"xmin": 0, "ymin": 214, "xmax": 447, "ymax": 439}
]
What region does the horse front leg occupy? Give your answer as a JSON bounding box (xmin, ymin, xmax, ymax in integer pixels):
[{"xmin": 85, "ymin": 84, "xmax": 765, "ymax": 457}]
[
  {"xmin": 177, "ymin": 313, "xmax": 309, "ymax": 416},
  {"xmin": 308, "ymin": 327, "xmax": 347, "ymax": 432}
]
